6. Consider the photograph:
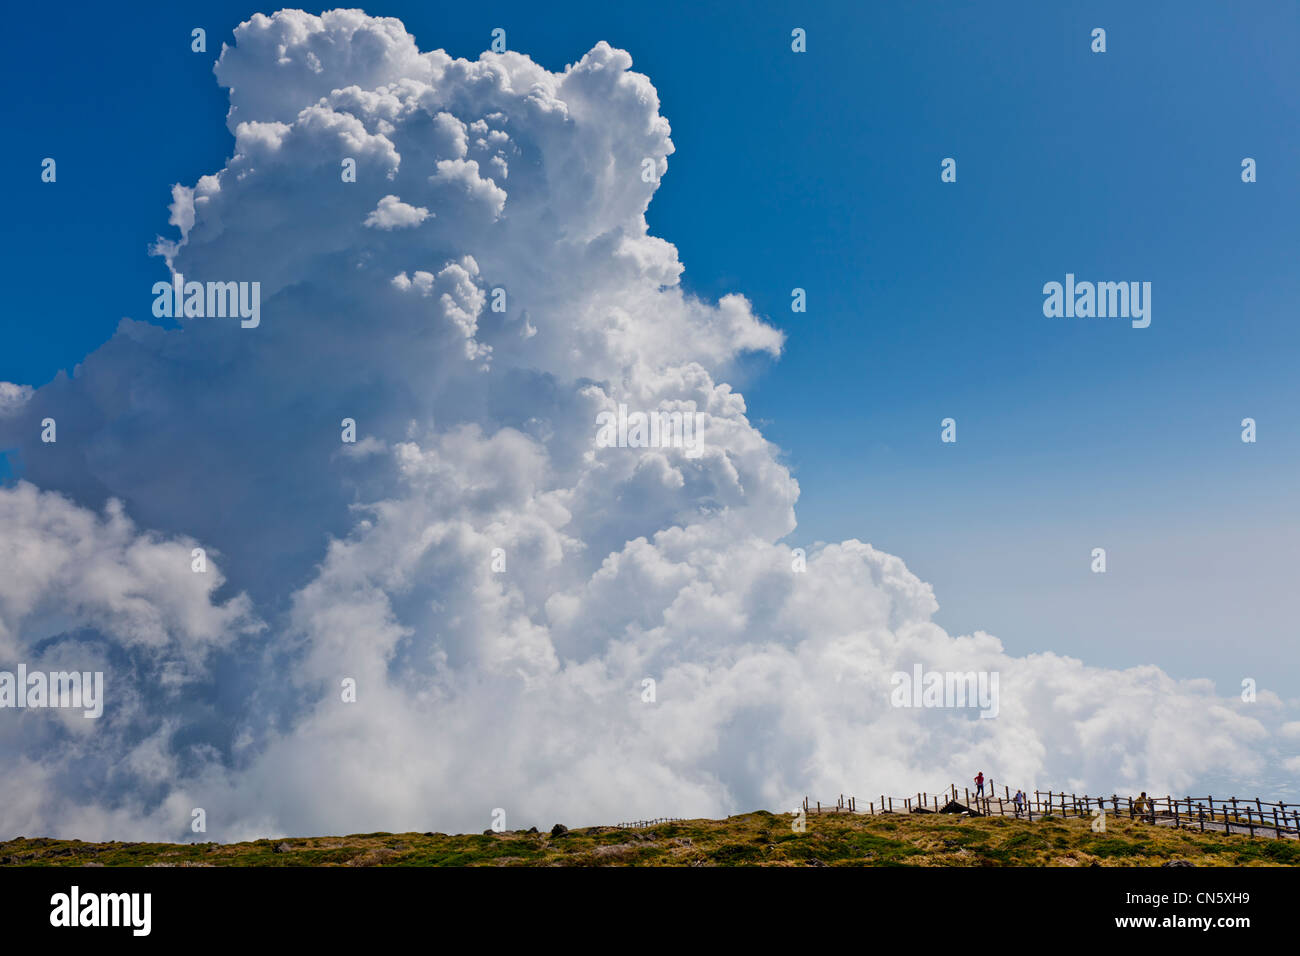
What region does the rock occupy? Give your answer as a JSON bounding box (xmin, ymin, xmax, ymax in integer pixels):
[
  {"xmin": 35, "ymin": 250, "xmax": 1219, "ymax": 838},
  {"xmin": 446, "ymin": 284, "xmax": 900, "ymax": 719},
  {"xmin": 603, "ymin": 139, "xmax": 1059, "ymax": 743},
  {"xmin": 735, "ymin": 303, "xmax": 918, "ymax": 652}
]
[
  {"xmin": 550, "ymin": 824, "xmax": 568, "ymax": 837},
  {"xmin": 527, "ymin": 827, "xmax": 538, "ymax": 834},
  {"xmin": 272, "ymin": 842, "xmax": 291, "ymax": 854},
  {"xmin": 1161, "ymin": 859, "xmax": 1195, "ymax": 867}
]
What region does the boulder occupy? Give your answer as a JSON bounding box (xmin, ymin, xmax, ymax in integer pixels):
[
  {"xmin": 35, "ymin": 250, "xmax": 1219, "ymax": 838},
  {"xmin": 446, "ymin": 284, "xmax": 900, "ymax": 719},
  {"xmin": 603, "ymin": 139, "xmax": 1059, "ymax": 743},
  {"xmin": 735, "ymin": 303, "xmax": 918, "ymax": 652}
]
[{"xmin": 940, "ymin": 800, "xmax": 980, "ymax": 816}]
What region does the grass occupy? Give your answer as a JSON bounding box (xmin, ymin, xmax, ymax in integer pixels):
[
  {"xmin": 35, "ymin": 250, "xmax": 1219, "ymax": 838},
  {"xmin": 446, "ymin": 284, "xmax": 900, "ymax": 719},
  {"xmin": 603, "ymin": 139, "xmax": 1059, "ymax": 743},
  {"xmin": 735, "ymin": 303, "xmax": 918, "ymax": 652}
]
[{"xmin": 3, "ymin": 810, "xmax": 1297, "ymax": 867}]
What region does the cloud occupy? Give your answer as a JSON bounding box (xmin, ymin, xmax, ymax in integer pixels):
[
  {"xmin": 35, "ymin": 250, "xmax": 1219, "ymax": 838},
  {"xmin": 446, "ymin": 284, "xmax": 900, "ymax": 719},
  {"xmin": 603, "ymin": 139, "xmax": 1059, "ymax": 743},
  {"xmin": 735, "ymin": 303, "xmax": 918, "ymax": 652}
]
[
  {"xmin": 429, "ymin": 159, "xmax": 507, "ymax": 220},
  {"xmin": 0, "ymin": 382, "xmax": 32, "ymax": 418},
  {"xmin": 364, "ymin": 194, "xmax": 431, "ymax": 230},
  {"xmin": 0, "ymin": 9, "xmax": 1288, "ymax": 841}
]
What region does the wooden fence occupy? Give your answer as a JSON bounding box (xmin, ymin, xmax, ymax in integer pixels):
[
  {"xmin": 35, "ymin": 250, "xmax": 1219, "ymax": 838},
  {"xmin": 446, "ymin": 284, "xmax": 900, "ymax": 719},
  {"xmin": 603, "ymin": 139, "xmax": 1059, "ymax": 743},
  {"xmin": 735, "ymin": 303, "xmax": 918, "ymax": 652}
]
[
  {"xmin": 615, "ymin": 817, "xmax": 683, "ymax": 829},
  {"xmin": 800, "ymin": 782, "xmax": 1300, "ymax": 841}
]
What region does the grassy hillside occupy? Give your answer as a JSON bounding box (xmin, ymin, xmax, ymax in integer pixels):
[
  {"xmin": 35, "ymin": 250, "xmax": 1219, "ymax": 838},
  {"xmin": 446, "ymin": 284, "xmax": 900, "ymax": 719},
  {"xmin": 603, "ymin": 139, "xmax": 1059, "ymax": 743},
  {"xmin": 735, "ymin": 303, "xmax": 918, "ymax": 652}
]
[{"xmin": 4, "ymin": 810, "xmax": 1298, "ymax": 867}]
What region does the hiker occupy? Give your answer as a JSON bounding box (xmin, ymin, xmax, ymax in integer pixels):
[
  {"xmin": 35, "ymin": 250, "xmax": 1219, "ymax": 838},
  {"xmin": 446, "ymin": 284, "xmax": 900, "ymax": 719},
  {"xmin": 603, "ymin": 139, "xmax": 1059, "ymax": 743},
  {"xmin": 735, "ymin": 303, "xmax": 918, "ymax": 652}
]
[
  {"xmin": 974, "ymin": 772, "xmax": 985, "ymax": 798},
  {"xmin": 1013, "ymin": 789, "xmax": 1025, "ymax": 817},
  {"xmin": 1134, "ymin": 792, "xmax": 1151, "ymax": 819}
]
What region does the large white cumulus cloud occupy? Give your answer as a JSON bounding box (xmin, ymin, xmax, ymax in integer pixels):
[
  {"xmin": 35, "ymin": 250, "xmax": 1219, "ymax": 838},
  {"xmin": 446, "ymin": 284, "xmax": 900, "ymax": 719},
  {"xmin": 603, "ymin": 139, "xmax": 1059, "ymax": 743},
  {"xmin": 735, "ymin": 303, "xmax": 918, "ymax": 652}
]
[{"xmin": 0, "ymin": 9, "xmax": 1287, "ymax": 841}]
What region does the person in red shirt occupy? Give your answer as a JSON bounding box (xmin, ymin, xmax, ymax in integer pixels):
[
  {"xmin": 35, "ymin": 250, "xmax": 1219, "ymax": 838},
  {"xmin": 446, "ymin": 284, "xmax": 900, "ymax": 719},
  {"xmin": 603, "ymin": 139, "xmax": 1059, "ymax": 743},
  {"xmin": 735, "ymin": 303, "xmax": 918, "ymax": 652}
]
[{"xmin": 974, "ymin": 772, "xmax": 985, "ymax": 798}]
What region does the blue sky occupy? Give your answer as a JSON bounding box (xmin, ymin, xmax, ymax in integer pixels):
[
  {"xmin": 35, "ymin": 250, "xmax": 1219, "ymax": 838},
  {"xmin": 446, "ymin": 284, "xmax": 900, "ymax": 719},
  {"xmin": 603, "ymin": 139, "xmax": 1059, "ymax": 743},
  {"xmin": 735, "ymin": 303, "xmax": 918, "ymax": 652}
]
[{"xmin": 4, "ymin": 0, "xmax": 1298, "ymax": 698}]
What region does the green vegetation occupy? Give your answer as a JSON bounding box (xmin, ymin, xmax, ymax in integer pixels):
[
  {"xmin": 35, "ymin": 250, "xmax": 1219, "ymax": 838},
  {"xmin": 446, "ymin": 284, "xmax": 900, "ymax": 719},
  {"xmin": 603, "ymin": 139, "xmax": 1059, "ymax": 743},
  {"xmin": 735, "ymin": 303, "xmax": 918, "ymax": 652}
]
[{"xmin": 2, "ymin": 811, "xmax": 1295, "ymax": 866}]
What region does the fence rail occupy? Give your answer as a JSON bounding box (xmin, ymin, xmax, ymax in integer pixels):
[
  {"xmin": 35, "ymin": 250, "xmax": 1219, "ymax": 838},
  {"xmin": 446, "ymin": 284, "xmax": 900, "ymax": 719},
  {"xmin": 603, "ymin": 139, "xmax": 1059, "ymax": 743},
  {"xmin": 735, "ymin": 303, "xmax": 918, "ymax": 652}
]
[
  {"xmin": 615, "ymin": 817, "xmax": 683, "ymax": 829},
  {"xmin": 799, "ymin": 782, "xmax": 1300, "ymax": 841}
]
